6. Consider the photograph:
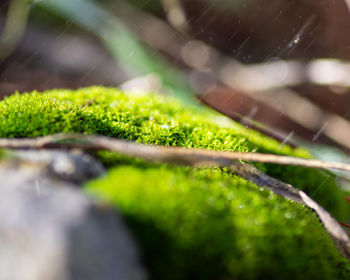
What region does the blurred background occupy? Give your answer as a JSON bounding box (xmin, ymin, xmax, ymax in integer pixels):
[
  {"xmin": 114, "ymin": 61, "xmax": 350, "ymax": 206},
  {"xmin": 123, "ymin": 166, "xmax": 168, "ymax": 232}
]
[{"xmin": 1, "ymin": 0, "xmax": 350, "ymax": 163}]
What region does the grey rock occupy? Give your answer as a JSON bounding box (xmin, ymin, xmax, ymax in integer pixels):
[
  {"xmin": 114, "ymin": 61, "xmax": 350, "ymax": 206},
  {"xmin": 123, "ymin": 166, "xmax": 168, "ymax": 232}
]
[
  {"xmin": 0, "ymin": 152, "xmax": 147, "ymax": 280},
  {"xmin": 9, "ymin": 149, "xmax": 105, "ymax": 183}
]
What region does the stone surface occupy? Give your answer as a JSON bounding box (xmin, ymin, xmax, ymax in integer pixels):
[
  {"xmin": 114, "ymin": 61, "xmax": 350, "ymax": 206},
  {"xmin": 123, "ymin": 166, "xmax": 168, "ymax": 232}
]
[
  {"xmin": 0, "ymin": 150, "xmax": 146, "ymax": 280},
  {"xmin": 9, "ymin": 149, "xmax": 105, "ymax": 183}
]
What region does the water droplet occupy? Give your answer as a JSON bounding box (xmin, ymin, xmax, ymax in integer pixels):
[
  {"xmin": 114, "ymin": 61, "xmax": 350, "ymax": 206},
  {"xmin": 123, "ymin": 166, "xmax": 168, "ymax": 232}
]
[
  {"xmin": 284, "ymin": 212, "xmax": 292, "ymax": 219},
  {"xmin": 109, "ymin": 101, "xmax": 118, "ymax": 108},
  {"xmin": 293, "ymin": 34, "xmax": 300, "ymax": 44},
  {"xmin": 35, "ymin": 179, "xmax": 41, "ymax": 196}
]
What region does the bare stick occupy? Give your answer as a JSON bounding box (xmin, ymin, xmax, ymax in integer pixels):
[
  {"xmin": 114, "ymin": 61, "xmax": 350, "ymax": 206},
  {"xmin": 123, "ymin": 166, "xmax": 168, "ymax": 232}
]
[
  {"xmin": 1, "ymin": 133, "xmax": 350, "ymax": 173},
  {"xmin": 1, "ymin": 133, "xmax": 350, "ymax": 258}
]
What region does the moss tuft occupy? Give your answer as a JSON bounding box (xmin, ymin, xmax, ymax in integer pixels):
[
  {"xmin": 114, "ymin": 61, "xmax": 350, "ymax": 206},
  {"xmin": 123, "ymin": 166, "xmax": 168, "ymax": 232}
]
[
  {"xmin": 0, "ymin": 86, "xmax": 348, "ymax": 218},
  {"xmin": 1, "ymin": 86, "xmax": 350, "ymax": 278},
  {"xmin": 87, "ymin": 165, "xmax": 350, "ymax": 280}
]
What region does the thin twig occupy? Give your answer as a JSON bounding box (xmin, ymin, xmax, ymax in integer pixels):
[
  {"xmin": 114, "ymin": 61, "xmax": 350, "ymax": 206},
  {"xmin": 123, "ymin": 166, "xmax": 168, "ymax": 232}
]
[
  {"xmin": 1, "ymin": 133, "xmax": 350, "ymax": 172},
  {"xmin": 1, "ymin": 132, "xmax": 350, "ymax": 258}
]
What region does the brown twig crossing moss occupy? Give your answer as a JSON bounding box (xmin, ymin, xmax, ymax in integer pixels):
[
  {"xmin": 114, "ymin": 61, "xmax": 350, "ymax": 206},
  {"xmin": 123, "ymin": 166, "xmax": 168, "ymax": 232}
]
[
  {"xmin": 1, "ymin": 133, "xmax": 350, "ymax": 259},
  {"xmin": 1, "ymin": 133, "xmax": 350, "ymax": 172}
]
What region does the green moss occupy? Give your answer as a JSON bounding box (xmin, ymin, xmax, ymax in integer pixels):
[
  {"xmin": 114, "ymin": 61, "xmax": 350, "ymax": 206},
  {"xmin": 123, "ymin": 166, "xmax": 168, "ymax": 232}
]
[
  {"xmin": 0, "ymin": 86, "xmax": 348, "ymax": 219},
  {"xmin": 1, "ymin": 86, "xmax": 350, "ymax": 278},
  {"xmin": 86, "ymin": 165, "xmax": 350, "ymax": 280}
]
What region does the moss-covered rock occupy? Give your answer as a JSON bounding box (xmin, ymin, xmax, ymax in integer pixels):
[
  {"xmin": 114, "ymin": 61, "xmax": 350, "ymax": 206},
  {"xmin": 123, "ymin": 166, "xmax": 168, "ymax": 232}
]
[
  {"xmin": 1, "ymin": 86, "xmax": 350, "ymax": 279},
  {"xmin": 87, "ymin": 165, "xmax": 350, "ymax": 280}
]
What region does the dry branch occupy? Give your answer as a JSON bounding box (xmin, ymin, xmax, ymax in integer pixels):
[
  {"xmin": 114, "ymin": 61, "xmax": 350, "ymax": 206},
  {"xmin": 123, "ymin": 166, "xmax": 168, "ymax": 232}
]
[
  {"xmin": 1, "ymin": 133, "xmax": 350, "ymax": 258},
  {"xmin": 1, "ymin": 133, "xmax": 350, "ymax": 172}
]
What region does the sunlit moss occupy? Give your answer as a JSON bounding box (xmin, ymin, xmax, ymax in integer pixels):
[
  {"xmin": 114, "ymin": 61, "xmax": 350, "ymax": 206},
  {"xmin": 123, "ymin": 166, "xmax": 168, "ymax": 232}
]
[
  {"xmin": 0, "ymin": 86, "xmax": 347, "ymax": 218},
  {"xmin": 1, "ymin": 86, "xmax": 350, "ymax": 279}
]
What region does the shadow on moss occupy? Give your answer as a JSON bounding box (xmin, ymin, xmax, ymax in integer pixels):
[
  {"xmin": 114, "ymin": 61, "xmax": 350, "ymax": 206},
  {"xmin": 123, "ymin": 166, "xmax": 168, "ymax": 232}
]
[{"xmin": 86, "ymin": 165, "xmax": 350, "ymax": 280}]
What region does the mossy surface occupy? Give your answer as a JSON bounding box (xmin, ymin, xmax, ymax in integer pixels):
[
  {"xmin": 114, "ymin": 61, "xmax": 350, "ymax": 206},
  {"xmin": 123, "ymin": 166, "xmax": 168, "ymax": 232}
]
[
  {"xmin": 1, "ymin": 86, "xmax": 350, "ymax": 278},
  {"xmin": 0, "ymin": 86, "xmax": 348, "ymax": 218},
  {"xmin": 87, "ymin": 165, "xmax": 350, "ymax": 280}
]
